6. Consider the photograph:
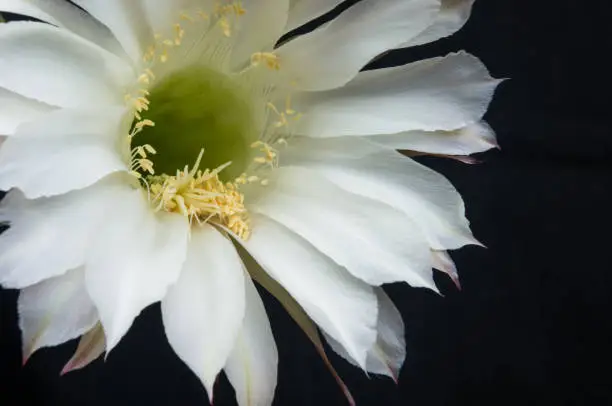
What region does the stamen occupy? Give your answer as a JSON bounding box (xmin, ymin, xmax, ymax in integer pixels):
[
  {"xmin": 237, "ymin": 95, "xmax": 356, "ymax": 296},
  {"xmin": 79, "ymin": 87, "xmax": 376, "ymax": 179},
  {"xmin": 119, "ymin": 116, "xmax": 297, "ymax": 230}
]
[
  {"xmin": 147, "ymin": 150, "xmax": 251, "ymax": 239},
  {"xmin": 251, "ymin": 52, "xmax": 280, "ymax": 70}
]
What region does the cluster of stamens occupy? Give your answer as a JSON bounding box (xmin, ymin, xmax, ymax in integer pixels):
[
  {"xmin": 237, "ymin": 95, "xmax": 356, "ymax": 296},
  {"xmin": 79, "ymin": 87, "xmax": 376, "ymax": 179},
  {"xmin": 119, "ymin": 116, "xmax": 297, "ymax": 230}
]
[
  {"xmin": 148, "ymin": 150, "xmax": 250, "ymax": 239},
  {"xmin": 121, "ymin": 1, "xmax": 307, "ymax": 239}
]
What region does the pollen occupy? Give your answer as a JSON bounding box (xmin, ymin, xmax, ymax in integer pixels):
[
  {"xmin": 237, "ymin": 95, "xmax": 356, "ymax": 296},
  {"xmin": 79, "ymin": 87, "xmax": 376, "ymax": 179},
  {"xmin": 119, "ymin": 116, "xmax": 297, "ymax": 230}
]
[
  {"xmin": 251, "ymin": 52, "xmax": 281, "ymax": 70},
  {"xmin": 149, "ymin": 149, "xmax": 251, "ymax": 239}
]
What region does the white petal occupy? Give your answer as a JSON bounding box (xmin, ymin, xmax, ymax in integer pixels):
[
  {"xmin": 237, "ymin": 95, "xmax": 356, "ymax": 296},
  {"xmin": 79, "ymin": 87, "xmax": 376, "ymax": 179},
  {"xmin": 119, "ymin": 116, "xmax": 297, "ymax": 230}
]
[
  {"xmin": 294, "ymin": 52, "xmax": 500, "ymax": 136},
  {"xmin": 162, "ymin": 225, "xmax": 245, "ymax": 401},
  {"xmin": 0, "ymin": 0, "xmax": 125, "ymax": 56},
  {"xmin": 0, "ymin": 22, "xmax": 132, "ymax": 108},
  {"xmin": 276, "ymin": 0, "xmax": 440, "ymax": 91},
  {"xmin": 240, "ymin": 248, "xmax": 356, "ymax": 404},
  {"xmin": 72, "ymin": 0, "xmax": 153, "ymax": 62},
  {"xmin": 230, "ymin": 0, "xmax": 289, "ymax": 69},
  {"xmin": 85, "ymin": 187, "xmax": 189, "ymax": 352},
  {"xmin": 368, "ymin": 122, "xmax": 498, "ymax": 155},
  {"xmin": 284, "ymin": 0, "xmax": 344, "ymax": 33},
  {"xmin": 238, "ymin": 214, "xmax": 377, "ymax": 368},
  {"xmin": 0, "ymin": 87, "xmax": 55, "ymax": 136},
  {"xmin": 325, "ymin": 288, "xmax": 406, "ymax": 380},
  {"xmin": 432, "ymin": 249, "xmax": 461, "ymax": 289},
  {"xmin": 141, "ymin": 0, "xmax": 211, "ymax": 36},
  {"xmin": 0, "ymin": 179, "xmax": 122, "ymax": 289},
  {"xmin": 224, "ymin": 275, "xmax": 278, "ymax": 406},
  {"xmin": 249, "ymin": 167, "xmax": 434, "ymax": 288},
  {"xmin": 402, "ymin": 0, "xmax": 475, "ymax": 47},
  {"xmin": 0, "ymin": 108, "xmax": 129, "ymax": 198},
  {"xmin": 282, "ymin": 137, "xmax": 479, "ymax": 250},
  {"xmin": 61, "ymin": 323, "xmax": 106, "ymax": 375},
  {"xmin": 18, "ymin": 267, "xmax": 98, "ymax": 360}
]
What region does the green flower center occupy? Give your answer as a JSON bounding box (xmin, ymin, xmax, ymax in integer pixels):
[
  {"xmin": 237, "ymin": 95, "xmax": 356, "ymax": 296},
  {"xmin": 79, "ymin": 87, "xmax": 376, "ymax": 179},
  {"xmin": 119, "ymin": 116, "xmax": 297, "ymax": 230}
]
[{"xmin": 132, "ymin": 66, "xmax": 256, "ymax": 180}]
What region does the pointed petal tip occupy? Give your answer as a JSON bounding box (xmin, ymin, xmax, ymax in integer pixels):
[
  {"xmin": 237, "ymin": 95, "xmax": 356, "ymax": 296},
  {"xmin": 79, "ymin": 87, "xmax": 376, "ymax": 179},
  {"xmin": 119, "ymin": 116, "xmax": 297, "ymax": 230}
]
[
  {"xmin": 450, "ymin": 275, "xmax": 462, "ymax": 291},
  {"xmin": 60, "ymin": 362, "xmax": 73, "ymax": 376}
]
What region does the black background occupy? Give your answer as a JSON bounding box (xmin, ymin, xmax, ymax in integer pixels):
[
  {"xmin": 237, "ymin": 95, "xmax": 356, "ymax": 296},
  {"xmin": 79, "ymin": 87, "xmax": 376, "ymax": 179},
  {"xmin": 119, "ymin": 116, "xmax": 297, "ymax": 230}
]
[{"xmin": 2, "ymin": 0, "xmax": 612, "ymax": 404}]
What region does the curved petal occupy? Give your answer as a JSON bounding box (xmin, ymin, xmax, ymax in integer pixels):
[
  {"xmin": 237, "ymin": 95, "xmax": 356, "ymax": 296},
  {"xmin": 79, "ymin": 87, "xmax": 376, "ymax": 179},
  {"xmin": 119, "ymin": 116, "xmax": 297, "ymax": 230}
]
[
  {"xmin": 367, "ymin": 122, "xmax": 498, "ymax": 155},
  {"xmin": 18, "ymin": 267, "xmax": 98, "ymax": 361},
  {"xmin": 0, "ymin": 22, "xmax": 132, "ymax": 108},
  {"xmin": 0, "ymin": 179, "xmax": 122, "ymax": 289},
  {"xmin": 276, "ymin": 0, "xmax": 440, "ymax": 91},
  {"xmin": 325, "ymin": 288, "xmax": 406, "ymax": 380},
  {"xmin": 238, "ymin": 214, "xmax": 377, "ymax": 368},
  {"xmin": 284, "ymin": 0, "xmax": 344, "ymax": 33},
  {"xmin": 230, "ymin": 0, "xmax": 290, "ymax": 69},
  {"xmin": 282, "ymin": 137, "xmax": 480, "ymax": 250},
  {"xmin": 432, "ymin": 249, "xmax": 461, "ymax": 289},
  {"xmin": 72, "ymin": 0, "xmax": 153, "ymax": 62},
  {"xmin": 224, "ymin": 275, "xmax": 278, "ymax": 406},
  {"xmin": 85, "ymin": 187, "xmax": 190, "ymax": 352},
  {"xmin": 0, "ymin": 87, "xmax": 55, "ymax": 136},
  {"xmin": 141, "ymin": 0, "xmax": 211, "ymax": 36},
  {"xmin": 401, "ymin": 0, "xmax": 475, "ymax": 48},
  {"xmin": 249, "ymin": 167, "xmax": 435, "ymax": 289},
  {"xmin": 294, "ymin": 52, "xmax": 500, "ymax": 136},
  {"xmin": 0, "ymin": 108, "xmax": 129, "ymax": 198},
  {"xmin": 162, "ymin": 225, "xmax": 245, "ymax": 402},
  {"xmin": 0, "ymin": 0, "xmax": 125, "ymax": 57},
  {"xmin": 62, "ymin": 323, "xmax": 106, "ymax": 375},
  {"xmin": 240, "ymin": 248, "xmax": 355, "ymax": 405}
]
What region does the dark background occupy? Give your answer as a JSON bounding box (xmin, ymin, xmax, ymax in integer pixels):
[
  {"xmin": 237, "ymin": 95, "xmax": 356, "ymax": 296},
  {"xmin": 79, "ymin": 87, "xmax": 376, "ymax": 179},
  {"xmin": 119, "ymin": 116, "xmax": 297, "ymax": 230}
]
[{"xmin": 2, "ymin": 0, "xmax": 612, "ymax": 404}]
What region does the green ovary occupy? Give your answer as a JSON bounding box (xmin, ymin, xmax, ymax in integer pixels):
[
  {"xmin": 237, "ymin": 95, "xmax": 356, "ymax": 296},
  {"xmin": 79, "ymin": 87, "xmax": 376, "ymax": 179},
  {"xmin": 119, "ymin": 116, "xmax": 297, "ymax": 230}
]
[{"xmin": 134, "ymin": 66, "xmax": 256, "ymax": 181}]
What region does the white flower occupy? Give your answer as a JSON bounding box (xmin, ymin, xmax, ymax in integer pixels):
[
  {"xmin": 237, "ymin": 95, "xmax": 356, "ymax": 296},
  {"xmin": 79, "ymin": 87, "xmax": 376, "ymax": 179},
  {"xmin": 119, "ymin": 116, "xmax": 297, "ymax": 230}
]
[{"xmin": 0, "ymin": 0, "xmax": 499, "ymax": 404}]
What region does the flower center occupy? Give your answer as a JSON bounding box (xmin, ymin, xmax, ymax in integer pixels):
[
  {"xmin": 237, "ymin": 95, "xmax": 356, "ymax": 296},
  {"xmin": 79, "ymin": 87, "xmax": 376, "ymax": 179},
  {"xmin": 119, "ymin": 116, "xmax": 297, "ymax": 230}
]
[
  {"xmin": 132, "ymin": 66, "xmax": 256, "ymax": 181},
  {"xmin": 122, "ymin": 4, "xmax": 300, "ymax": 239}
]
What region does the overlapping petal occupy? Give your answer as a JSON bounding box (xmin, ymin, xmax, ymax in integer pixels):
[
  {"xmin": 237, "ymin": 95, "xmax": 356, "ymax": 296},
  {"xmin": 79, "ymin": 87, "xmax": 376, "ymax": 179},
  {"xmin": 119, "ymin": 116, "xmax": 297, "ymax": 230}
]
[
  {"xmin": 294, "ymin": 52, "xmax": 499, "ymax": 136},
  {"xmin": 224, "ymin": 275, "xmax": 278, "ymax": 406},
  {"xmin": 162, "ymin": 225, "xmax": 245, "ymax": 401},
  {"xmin": 249, "ymin": 167, "xmax": 434, "ymax": 288},
  {"xmin": 239, "ymin": 214, "xmax": 378, "ymax": 368},
  {"xmin": 18, "ymin": 267, "xmax": 98, "ymax": 360},
  {"xmin": 284, "ymin": 0, "xmax": 344, "ymax": 33},
  {"xmin": 325, "ymin": 289, "xmax": 406, "ymax": 380},
  {"xmin": 283, "ymin": 137, "xmax": 479, "ymax": 250},
  {"xmin": 401, "ymin": 0, "xmax": 475, "ymax": 47},
  {"xmin": 85, "ymin": 186, "xmax": 190, "ymax": 352},
  {"xmin": 368, "ymin": 122, "xmax": 498, "ymax": 155},
  {"xmin": 276, "ymin": 0, "xmax": 440, "ymax": 91},
  {"xmin": 71, "ymin": 0, "xmax": 153, "ymax": 62},
  {"xmin": 0, "ymin": 87, "xmax": 54, "ymax": 136},
  {"xmin": 0, "ymin": 108, "xmax": 129, "ymax": 198},
  {"xmin": 0, "ymin": 22, "xmax": 132, "ymax": 108},
  {"xmin": 0, "ymin": 179, "xmax": 121, "ymax": 289},
  {"xmin": 0, "ymin": 0, "xmax": 124, "ymax": 56}
]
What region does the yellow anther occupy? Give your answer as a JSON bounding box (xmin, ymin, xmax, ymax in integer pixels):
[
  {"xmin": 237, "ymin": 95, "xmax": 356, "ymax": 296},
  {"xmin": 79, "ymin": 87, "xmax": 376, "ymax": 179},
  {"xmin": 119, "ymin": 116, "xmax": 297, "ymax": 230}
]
[
  {"xmin": 180, "ymin": 12, "xmax": 194, "ymax": 22},
  {"xmin": 144, "ymin": 144, "xmax": 157, "ymax": 154},
  {"xmin": 135, "ymin": 119, "xmax": 155, "ymax": 130},
  {"xmin": 138, "ymin": 74, "xmax": 150, "ymax": 85},
  {"xmin": 251, "ymin": 52, "xmax": 280, "ymax": 70},
  {"xmin": 220, "ymin": 17, "xmax": 231, "ymax": 37},
  {"xmin": 253, "ymin": 157, "xmax": 267, "ymax": 164},
  {"xmin": 147, "ymin": 149, "xmax": 251, "ymax": 239}
]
